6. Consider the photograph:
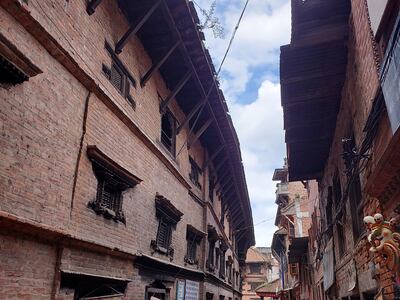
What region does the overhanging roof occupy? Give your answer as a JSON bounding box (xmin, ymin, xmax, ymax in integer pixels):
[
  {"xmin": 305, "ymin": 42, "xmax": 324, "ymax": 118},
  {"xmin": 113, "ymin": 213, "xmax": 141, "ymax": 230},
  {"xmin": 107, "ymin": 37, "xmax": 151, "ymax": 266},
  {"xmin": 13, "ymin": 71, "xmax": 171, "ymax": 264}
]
[
  {"xmin": 114, "ymin": 0, "xmax": 255, "ymax": 250},
  {"xmin": 288, "ymin": 237, "xmax": 309, "ymax": 264},
  {"xmin": 281, "ymin": 0, "xmax": 350, "ymax": 181}
]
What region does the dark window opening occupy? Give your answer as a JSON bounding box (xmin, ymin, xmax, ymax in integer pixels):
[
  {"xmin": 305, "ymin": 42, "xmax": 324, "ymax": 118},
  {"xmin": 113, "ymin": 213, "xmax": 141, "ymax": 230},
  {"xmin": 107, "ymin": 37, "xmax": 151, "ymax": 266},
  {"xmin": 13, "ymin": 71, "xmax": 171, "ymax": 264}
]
[
  {"xmin": 337, "ymin": 220, "xmax": 346, "ymax": 257},
  {"xmin": 59, "ymin": 272, "xmax": 127, "ymax": 299},
  {"xmin": 219, "ymin": 247, "xmax": 226, "ymax": 279},
  {"xmin": 185, "ymin": 225, "xmax": 204, "ymax": 265},
  {"xmin": 156, "ymin": 218, "xmax": 172, "ymax": 250},
  {"xmin": 0, "ymin": 55, "xmax": 29, "ymax": 87},
  {"xmin": 87, "ymin": 146, "xmax": 141, "ymax": 223},
  {"xmin": 206, "ymin": 293, "xmax": 214, "ymax": 300},
  {"xmin": 333, "ymin": 172, "xmax": 342, "ymax": 208},
  {"xmin": 349, "ymin": 174, "xmax": 364, "ymax": 240},
  {"xmin": 189, "ymin": 156, "xmax": 202, "ymax": 189},
  {"xmin": 161, "ymin": 111, "xmax": 176, "ymax": 156},
  {"xmin": 103, "ymin": 42, "xmax": 136, "ymax": 109},
  {"xmin": 151, "ymin": 194, "xmax": 183, "ymax": 258},
  {"xmin": 249, "ymin": 263, "xmax": 262, "ymax": 274},
  {"xmin": 209, "ymin": 175, "xmax": 215, "ymax": 202},
  {"xmin": 145, "ymin": 281, "xmax": 168, "ymax": 300}
]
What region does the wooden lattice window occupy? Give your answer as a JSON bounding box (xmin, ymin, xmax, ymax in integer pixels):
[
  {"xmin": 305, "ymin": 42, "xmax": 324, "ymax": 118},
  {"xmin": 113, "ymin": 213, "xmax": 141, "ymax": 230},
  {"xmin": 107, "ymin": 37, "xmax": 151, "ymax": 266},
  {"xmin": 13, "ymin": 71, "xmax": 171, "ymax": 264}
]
[
  {"xmin": 209, "ymin": 175, "xmax": 215, "ymax": 202},
  {"xmin": 103, "ymin": 42, "xmax": 136, "ymax": 108},
  {"xmin": 185, "ymin": 225, "xmax": 204, "ymax": 265},
  {"xmin": 189, "ymin": 156, "xmax": 202, "ymax": 189},
  {"xmin": 161, "ymin": 111, "xmax": 176, "ymax": 155},
  {"xmin": 151, "ymin": 194, "xmax": 183, "ymax": 259},
  {"xmin": 87, "ymin": 146, "xmax": 141, "ymax": 223},
  {"xmin": 156, "ymin": 218, "xmax": 172, "ymax": 250},
  {"xmin": 249, "ymin": 263, "xmax": 262, "ymax": 274}
]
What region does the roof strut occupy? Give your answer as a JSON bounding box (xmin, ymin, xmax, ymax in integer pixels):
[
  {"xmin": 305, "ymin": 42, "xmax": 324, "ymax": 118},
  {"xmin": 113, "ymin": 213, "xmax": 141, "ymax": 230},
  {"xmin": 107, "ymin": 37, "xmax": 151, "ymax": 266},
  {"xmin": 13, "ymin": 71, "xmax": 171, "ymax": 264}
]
[
  {"xmin": 86, "ymin": 0, "xmax": 104, "ymax": 15},
  {"xmin": 160, "ymin": 69, "xmax": 192, "ymax": 112},
  {"xmin": 141, "ymin": 40, "xmax": 182, "ymax": 87},
  {"xmin": 115, "ymin": 0, "xmax": 162, "ymax": 54},
  {"xmin": 187, "ymin": 118, "xmax": 213, "ymax": 149},
  {"xmin": 202, "ymin": 144, "xmax": 225, "ymax": 172}
]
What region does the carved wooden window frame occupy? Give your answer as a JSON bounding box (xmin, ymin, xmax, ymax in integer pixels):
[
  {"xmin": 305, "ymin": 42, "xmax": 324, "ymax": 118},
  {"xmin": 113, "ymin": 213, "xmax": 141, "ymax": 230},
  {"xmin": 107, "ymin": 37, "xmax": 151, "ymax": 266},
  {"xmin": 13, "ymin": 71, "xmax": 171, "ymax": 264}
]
[{"xmin": 87, "ymin": 145, "xmax": 142, "ymax": 223}]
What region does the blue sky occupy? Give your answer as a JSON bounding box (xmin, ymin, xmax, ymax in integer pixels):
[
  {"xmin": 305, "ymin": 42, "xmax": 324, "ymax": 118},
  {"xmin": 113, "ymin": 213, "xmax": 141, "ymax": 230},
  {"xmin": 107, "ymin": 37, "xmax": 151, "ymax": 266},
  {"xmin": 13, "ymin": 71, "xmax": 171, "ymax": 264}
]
[{"xmin": 193, "ymin": 0, "xmax": 291, "ymax": 246}]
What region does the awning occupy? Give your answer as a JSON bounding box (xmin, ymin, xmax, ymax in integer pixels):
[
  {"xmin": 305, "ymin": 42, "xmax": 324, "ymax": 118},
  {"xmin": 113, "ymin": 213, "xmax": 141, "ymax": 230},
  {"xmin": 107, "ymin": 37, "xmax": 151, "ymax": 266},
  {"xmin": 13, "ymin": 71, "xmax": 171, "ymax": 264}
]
[
  {"xmin": 256, "ymin": 279, "xmax": 281, "ymax": 297},
  {"xmin": 281, "ymin": 0, "xmax": 350, "ymax": 181},
  {"xmin": 288, "ymin": 237, "xmax": 309, "ymax": 264}
]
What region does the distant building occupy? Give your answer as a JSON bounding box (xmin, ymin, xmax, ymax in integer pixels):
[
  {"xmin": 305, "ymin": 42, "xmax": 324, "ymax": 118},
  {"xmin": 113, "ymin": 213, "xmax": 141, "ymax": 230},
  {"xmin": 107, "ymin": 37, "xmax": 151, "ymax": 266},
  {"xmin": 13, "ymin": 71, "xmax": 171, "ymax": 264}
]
[
  {"xmin": 242, "ymin": 247, "xmax": 280, "ymax": 300},
  {"xmin": 270, "ymin": 160, "xmax": 313, "ymax": 300}
]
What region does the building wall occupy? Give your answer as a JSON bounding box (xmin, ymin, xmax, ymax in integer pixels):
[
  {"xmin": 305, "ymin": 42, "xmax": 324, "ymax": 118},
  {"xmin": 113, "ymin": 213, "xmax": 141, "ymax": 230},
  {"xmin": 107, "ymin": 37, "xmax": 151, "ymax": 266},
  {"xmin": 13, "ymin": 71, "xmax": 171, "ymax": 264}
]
[
  {"xmin": 0, "ymin": 0, "xmax": 251, "ymax": 298},
  {"xmin": 315, "ymin": 0, "xmax": 397, "ymax": 299}
]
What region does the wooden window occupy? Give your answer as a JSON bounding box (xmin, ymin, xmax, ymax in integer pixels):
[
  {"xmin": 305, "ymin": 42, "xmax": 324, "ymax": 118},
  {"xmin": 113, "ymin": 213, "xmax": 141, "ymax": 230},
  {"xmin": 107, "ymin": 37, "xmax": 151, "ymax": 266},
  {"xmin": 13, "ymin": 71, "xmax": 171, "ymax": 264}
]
[
  {"xmin": 161, "ymin": 111, "xmax": 176, "ymax": 155},
  {"xmin": 87, "ymin": 146, "xmax": 141, "ymax": 223},
  {"xmin": 219, "ymin": 246, "xmax": 226, "ymax": 279},
  {"xmin": 209, "ymin": 175, "xmax": 215, "ymax": 202},
  {"xmin": 151, "ymin": 194, "xmax": 183, "ymax": 259},
  {"xmin": 0, "ymin": 37, "xmax": 42, "ymax": 88},
  {"xmin": 185, "ymin": 225, "xmax": 204, "ymax": 265},
  {"xmin": 333, "ymin": 172, "xmax": 342, "ymax": 208},
  {"xmin": 249, "ymin": 263, "xmax": 262, "ymax": 274},
  {"xmin": 103, "ymin": 42, "xmax": 136, "ymax": 108},
  {"xmin": 337, "ymin": 221, "xmax": 346, "ymax": 257},
  {"xmin": 349, "ymin": 174, "xmax": 364, "ymax": 240},
  {"xmin": 189, "ymin": 156, "xmax": 202, "ymax": 189},
  {"xmin": 156, "ymin": 218, "xmax": 172, "ymax": 250}
]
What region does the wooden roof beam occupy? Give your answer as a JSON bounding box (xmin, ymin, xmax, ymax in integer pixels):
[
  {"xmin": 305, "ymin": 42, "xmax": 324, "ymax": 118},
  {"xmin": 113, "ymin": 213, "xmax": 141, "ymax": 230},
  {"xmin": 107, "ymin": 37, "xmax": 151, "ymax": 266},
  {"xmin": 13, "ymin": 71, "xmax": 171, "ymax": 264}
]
[
  {"xmin": 202, "ymin": 144, "xmax": 225, "ymax": 172},
  {"xmin": 141, "ymin": 40, "xmax": 181, "ymax": 87},
  {"xmin": 187, "ymin": 118, "xmax": 213, "ymax": 149},
  {"xmin": 86, "ymin": 0, "xmax": 104, "ymax": 15},
  {"xmin": 177, "ymin": 97, "xmax": 207, "ymax": 134},
  {"xmin": 115, "ymin": 0, "xmax": 162, "ymax": 54},
  {"xmin": 160, "ymin": 70, "xmax": 192, "ymax": 112}
]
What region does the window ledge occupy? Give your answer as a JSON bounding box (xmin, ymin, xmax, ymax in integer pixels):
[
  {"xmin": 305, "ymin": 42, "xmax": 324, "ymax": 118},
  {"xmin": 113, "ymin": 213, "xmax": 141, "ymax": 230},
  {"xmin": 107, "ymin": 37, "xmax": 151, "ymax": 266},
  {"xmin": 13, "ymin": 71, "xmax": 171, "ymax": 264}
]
[
  {"xmin": 87, "ymin": 200, "xmax": 126, "ymax": 224},
  {"xmin": 150, "ymin": 240, "xmax": 174, "ymax": 260}
]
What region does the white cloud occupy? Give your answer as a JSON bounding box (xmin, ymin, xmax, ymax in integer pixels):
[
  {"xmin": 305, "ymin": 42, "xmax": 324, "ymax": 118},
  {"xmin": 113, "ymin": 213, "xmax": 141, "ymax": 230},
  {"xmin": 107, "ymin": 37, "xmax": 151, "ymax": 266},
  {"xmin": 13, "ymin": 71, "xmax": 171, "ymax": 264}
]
[
  {"xmin": 193, "ymin": 0, "xmax": 291, "ymax": 246},
  {"xmin": 230, "ymin": 79, "xmax": 285, "ymax": 246}
]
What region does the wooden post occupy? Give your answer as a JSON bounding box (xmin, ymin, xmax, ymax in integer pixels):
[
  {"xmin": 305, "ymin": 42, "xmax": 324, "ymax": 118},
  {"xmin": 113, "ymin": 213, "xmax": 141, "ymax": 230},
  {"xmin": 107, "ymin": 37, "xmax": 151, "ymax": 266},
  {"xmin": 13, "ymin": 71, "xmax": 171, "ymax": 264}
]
[{"xmin": 202, "ymin": 144, "xmax": 225, "ymax": 172}]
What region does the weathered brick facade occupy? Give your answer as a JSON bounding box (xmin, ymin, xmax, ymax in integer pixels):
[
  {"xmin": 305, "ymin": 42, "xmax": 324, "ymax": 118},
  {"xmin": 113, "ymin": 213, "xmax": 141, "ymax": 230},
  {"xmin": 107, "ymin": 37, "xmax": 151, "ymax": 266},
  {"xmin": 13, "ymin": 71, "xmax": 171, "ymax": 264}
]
[{"xmin": 0, "ymin": 0, "xmax": 254, "ymax": 299}]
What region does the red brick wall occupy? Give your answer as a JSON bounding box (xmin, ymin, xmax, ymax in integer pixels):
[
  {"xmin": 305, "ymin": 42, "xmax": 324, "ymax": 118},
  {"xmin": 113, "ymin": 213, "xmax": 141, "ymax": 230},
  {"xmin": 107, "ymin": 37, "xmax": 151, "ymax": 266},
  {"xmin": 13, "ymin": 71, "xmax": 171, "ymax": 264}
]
[
  {"xmin": 0, "ymin": 0, "xmax": 244, "ymax": 298},
  {"xmin": 0, "ymin": 231, "xmax": 57, "ymax": 299}
]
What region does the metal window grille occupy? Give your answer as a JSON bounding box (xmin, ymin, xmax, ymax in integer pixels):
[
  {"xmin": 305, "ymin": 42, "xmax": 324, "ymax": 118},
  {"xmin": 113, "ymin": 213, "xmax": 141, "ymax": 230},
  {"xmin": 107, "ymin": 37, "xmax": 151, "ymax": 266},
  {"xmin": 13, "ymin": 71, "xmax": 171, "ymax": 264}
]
[{"xmin": 186, "ymin": 240, "xmax": 197, "ymax": 261}]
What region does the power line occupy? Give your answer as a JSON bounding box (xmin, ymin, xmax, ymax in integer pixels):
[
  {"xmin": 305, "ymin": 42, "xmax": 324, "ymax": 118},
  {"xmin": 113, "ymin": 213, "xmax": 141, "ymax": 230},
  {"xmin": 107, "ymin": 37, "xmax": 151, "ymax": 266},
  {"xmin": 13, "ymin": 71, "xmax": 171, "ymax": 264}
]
[{"xmin": 176, "ymin": 0, "xmax": 251, "ymax": 157}]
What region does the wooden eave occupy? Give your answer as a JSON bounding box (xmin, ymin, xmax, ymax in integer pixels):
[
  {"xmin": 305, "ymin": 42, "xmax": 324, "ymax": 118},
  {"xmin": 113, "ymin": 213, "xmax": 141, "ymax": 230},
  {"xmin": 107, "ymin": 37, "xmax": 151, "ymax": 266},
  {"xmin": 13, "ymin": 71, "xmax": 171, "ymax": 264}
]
[
  {"xmin": 280, "ymin": 0, "xmax": 350, "ymax": 181},
  {"xmin": 115, "ymin": 0, "xmax": 254, "ymax": 247}
]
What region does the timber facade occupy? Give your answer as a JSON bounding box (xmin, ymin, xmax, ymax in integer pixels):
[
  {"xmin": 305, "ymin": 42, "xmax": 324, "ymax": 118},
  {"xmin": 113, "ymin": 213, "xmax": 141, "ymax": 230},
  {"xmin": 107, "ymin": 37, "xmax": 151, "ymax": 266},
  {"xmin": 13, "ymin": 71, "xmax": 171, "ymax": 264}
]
[
  {"xmin": 0, "ymin": 0, "xmax": 255, "ymax": 299},
  {"xmin": 279, "ymin": 0, "xmax": 400, "ymax": 299}
]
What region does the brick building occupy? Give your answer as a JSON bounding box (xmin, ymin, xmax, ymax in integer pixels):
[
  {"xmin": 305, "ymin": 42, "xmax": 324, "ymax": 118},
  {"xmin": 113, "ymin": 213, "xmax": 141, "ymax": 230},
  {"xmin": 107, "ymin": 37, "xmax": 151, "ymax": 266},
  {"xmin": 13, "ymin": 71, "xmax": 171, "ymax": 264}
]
[
  {"xmin": 0, "ymin": 0, "xmax": 255, "ymax": 299},
  {"xmin": 280, "ymin": 0, "xmax": 400, "ymax": 299},
  {"xmin": 242, "ymin": 247, "xmax": 279, "ymax": 300},
  {"xmin": 270, "ymin": 161, "xmax": 312, "ymax": 300}
]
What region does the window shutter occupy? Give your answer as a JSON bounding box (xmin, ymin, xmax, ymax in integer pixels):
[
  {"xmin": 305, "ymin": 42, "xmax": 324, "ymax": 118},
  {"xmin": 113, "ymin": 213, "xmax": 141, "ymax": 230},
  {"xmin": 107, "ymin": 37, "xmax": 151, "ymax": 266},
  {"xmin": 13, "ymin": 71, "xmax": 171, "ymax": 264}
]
[{"xmin": 111, "ymin": 64, "xmax": 124, "ymax": 92}]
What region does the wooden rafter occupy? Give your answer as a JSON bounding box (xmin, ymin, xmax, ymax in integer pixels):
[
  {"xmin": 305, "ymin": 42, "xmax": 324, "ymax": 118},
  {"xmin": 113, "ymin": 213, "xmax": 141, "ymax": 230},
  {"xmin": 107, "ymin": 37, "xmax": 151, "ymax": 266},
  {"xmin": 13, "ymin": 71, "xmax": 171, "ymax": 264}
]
[
  {"xmin": 187, "ymin": 118, "xmax": 213, "ymax": 149},
  {"xmin": 86, "ymin": 0, "xmax": 104, "ymax": 15},
  {"xmin": 177, "ymin": 98, "xmax": 207, "ymax": 134},
  {"xmin": 160, "ymin": 70, "xmax": 192, "ymax": 112},
  {"xmin": 141, "ymin": 40, "xmax": 182, "ymax": 87},
  {"xmin": 202, "ymin": 144, "xmax": 224, "ymax": 172},
  {"xmin": 214, "ymin": 157, "xmax": 228, "ymax": 174},
  {"xmin": 115, "ymin": 0, "xmax": 162, "ymax": 54}
]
